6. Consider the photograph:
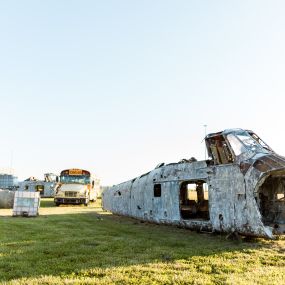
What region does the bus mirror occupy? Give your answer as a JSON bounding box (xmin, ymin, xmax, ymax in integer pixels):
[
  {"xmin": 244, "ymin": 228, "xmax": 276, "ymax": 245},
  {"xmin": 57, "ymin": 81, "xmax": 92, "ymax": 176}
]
[
  {"xmin": 56, "ymin": 177, "xmax": 59, "ymax": 183},
  {"xmin": 92, "ymin": 181, "xmax": 95, "ymax": 187}
]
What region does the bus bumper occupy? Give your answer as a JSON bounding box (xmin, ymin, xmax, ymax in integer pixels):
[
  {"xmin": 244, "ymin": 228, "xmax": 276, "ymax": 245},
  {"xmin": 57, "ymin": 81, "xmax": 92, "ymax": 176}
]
[{"xmin": 54, "ymin": 198, "xmax": 87, "ymax": 205}]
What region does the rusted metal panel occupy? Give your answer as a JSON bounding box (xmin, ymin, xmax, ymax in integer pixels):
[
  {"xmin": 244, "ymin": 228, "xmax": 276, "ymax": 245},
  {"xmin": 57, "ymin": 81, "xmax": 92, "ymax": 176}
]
[{"xmin": 102, "ymin": 129, "xmax": 285, "ymax": 239}]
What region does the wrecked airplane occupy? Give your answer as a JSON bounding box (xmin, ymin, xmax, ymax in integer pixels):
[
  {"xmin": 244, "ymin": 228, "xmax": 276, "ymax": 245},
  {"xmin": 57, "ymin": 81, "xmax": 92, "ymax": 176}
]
[{"xmin": 102, "ymin": 129, "xmax": 285, "ymax": 239}]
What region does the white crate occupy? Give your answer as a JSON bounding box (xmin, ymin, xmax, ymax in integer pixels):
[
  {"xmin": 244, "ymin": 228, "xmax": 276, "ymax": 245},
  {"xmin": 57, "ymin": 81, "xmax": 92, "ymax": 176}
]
[{"xmin": 13, "ymin": 191, "xmax": 40, "ymax": 217}]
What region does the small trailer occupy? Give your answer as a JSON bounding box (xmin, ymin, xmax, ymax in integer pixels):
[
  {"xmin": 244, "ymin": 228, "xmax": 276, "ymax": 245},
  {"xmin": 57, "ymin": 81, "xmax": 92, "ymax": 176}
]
[{"xmin": 19, "ymin": 173, "xmax": 59, "ymax": 198}]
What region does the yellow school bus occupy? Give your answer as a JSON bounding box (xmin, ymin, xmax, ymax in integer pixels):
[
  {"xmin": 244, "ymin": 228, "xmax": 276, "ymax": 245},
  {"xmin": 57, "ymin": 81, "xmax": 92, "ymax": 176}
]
[{"xmin": 54, "ymin": 168, "xmax": 100, "ymax": 206}]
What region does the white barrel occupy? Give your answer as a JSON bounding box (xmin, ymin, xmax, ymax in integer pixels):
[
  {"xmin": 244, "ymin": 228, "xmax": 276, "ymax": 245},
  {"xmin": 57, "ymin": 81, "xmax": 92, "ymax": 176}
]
[{"xmin": 0, "ymin": 189, "xmax": 15, "ymax": 208}]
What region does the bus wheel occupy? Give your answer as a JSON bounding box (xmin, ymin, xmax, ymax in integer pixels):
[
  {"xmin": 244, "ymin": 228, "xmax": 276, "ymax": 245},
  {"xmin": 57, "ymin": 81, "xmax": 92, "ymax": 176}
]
[{"xmin": 55, "ymin": 203, "xmax": 60, "ymax": 207}]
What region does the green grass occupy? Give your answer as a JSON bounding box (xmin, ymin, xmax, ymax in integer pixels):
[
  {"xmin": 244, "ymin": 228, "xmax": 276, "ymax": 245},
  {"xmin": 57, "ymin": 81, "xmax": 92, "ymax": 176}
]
[{"xmin": 0, "ymin": 199, "xmax": 284, "ymax": 284}]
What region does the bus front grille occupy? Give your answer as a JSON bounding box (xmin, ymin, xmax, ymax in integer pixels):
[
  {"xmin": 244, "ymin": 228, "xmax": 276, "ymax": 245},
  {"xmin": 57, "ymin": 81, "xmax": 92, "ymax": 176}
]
[{"xmin": 65, "ymin": 191, "xmax": 77, "ymax": 198}]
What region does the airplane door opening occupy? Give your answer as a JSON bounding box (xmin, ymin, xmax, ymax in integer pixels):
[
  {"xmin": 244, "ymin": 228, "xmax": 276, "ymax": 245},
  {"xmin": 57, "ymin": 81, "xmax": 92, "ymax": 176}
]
[{"xmin": 180, "ymin": 180, "xmax": 209, "ymax": 220}]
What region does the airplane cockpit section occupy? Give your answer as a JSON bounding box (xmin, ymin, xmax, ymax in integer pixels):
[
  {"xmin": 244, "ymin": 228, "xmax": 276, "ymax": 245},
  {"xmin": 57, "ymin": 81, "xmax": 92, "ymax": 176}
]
[{"xmin": 205, "ymin": 129, "xmax": 274, "ymax": 166}]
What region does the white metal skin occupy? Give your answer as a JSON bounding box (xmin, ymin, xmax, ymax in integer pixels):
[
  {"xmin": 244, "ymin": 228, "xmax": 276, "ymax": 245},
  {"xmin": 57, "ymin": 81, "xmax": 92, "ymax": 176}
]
[{"xmin": 103, "ymin": 129, "xmax": 285, "ymax": 239}]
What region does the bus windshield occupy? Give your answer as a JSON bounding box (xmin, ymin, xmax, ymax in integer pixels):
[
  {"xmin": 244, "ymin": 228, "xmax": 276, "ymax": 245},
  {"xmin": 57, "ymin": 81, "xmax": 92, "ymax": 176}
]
[{"xmin": 60, "ymin": 175, "xmax": 90, "ymax": 185}]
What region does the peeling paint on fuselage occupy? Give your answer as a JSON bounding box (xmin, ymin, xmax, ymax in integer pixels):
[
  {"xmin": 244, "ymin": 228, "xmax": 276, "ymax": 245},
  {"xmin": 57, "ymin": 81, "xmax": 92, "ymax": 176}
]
[{"xmin": 103, "ymin": 129, "xmax": 285, "ymax": 239}]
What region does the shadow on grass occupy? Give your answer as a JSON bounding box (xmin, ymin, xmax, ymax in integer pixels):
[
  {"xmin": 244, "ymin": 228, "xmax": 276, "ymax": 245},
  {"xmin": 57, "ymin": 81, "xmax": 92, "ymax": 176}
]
[{"xmin": 0, "ymin": 208, "xmax": 279, "ymax": 282}]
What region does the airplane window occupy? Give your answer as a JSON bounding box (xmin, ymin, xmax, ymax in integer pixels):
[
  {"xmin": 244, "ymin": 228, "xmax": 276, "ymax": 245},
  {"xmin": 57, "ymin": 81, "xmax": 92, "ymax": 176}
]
[
  {"xmin": 227, "ymin": 134, "xmax": 247, "ymax": 156},
  {"xmin": 154, "ymin": 184, "xmax": 161, "ymax": 197}
]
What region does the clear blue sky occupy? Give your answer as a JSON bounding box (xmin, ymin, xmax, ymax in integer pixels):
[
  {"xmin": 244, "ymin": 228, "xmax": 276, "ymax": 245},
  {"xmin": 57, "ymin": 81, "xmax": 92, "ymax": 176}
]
[{"xmin": 0, "ymin": 1, "xmax": 284, "ymax": 185}]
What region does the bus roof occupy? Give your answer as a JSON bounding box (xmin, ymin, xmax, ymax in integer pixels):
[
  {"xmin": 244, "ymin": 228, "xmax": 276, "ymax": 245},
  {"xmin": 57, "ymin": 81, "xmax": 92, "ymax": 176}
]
[{"xmin": 60, "ymin": 169, "xmax": 91, "ymax": 176}]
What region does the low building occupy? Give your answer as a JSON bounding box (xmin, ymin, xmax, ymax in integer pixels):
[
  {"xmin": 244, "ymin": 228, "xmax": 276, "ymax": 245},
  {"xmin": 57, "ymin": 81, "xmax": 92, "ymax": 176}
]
[{"xmin": 0, "ymin": 173, "xmax": 18, "ymax": 189}]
